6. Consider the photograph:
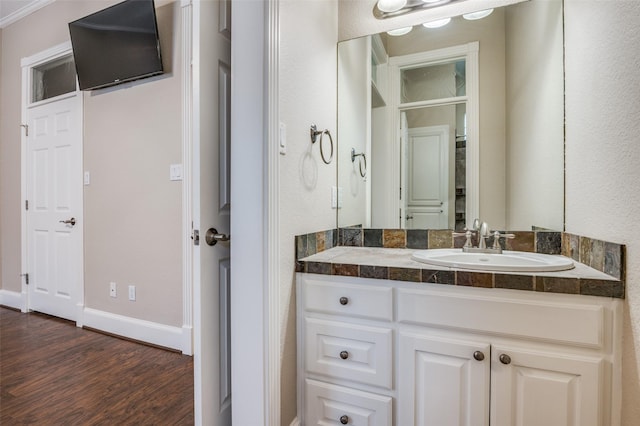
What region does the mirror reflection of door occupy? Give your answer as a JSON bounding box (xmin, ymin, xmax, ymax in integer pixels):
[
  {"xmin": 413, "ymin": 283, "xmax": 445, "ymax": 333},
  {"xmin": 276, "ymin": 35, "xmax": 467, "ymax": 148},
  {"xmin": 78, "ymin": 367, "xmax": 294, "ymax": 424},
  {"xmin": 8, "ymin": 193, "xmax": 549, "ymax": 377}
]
[{"xmin": 398, "ymin": 60, "xmax": 467, "ymax": 230}]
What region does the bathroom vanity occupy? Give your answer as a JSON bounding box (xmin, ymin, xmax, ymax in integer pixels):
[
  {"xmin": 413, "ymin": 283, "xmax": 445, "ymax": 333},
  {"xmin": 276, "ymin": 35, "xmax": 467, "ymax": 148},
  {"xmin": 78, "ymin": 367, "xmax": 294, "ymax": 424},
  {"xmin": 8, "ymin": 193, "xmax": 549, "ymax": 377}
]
[{"xmin": 296, "ymin": 246, "xmax": 623, "ymax": 426}]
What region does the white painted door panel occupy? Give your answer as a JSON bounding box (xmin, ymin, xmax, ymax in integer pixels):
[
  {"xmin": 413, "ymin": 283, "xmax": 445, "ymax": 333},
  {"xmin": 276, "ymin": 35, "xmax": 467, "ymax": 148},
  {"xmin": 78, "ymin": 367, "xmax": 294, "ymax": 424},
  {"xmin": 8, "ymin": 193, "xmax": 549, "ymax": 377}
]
[
  {"xmin": 490, "ymin": 345, "xmax": 603, "ymax": 426},
  {"xmin": 26, "ymin": 95, "xmax": 82, "ymax": 321},
  {"xmin": 398, "ymin": 331, "xmax": 490, "ymax": 426},
  {"xmin": 405, "ymin": 126, "xmax": 449, "ymax": 229},
  {"xmin": 193, "ymin": 1, "xmax": 232, "ymax": 425}
]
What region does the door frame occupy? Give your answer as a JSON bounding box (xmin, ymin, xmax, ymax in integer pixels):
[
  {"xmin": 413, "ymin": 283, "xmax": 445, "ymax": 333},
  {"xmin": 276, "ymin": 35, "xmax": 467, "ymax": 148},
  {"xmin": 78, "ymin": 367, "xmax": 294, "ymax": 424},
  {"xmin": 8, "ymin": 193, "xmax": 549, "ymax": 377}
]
[
  {"xmin": 186, "ymin": 1, "xmax": 280, "ymax": 424},
  {"xmin": 20, "ymin": 41, "xmax": 85, "ymax": 324},
  {"xmin": 389, "ymin": 42, "xmax": 479, "ymax": 230}
]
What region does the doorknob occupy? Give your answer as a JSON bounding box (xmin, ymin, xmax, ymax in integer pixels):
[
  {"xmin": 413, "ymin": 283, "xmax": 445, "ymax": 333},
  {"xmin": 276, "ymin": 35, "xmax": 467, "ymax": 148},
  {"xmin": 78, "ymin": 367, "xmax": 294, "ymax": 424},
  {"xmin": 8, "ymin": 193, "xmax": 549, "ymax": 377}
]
[
  {"xmin": 59, "ymin": 217, "xmax": 76, "ymax": 226},
  {"xmin": 205, "ymin": 228, "xmax": 230, "ymax": 246},
  {"xmin": 406, "ymin": 214, "xmax": 414, "ymax": 220}
]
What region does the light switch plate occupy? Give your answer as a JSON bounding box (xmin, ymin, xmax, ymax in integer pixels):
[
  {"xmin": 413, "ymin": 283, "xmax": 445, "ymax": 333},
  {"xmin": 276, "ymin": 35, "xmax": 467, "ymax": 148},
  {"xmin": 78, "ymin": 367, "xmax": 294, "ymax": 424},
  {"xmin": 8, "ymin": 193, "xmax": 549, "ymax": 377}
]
[
  {"xmin": 84, "ymin": 171, "xmax": 90, "ymax": 185},
  {"xmin": 170, "ymin": 164, "xmax": 183, "ymax": 181}
]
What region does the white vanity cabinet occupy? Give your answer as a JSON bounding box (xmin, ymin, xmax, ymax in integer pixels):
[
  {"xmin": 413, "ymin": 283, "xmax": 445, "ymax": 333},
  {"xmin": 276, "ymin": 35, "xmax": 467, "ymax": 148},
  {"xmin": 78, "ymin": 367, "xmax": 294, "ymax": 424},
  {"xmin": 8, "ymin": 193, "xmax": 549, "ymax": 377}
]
[{"xmin": 297, "ymin": 273, "xmax": 622, "ymax": 426}]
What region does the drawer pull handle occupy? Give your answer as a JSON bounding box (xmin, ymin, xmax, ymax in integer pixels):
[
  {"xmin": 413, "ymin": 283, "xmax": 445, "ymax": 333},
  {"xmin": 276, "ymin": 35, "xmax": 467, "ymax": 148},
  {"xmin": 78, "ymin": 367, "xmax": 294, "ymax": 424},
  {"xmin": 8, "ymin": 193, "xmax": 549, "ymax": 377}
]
[
  {"xmin": 499, "ymin": 353, "xmax": 512, "ymax": 365},
  {"xmin": 339, "ymin": 297, "xmax": 349, "ymax": 305},
  {"xmin": 339, "ymin": 350, "xmax": 349, "ymax": 360},
  {"xmin": 473, "ymin": 351, "xmax": 485, "ymax": 361},
  {"xmin": 340, "ymin": 415, "xmax": 349, "ymax": 424}
]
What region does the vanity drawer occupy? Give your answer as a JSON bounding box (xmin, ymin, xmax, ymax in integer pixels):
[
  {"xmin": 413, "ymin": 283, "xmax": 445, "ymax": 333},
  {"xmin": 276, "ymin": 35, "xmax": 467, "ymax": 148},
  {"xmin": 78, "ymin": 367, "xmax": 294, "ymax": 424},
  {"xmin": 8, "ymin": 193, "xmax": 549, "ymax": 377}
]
[
  {"xmin": 305, "ymin": 379, "xmax": 392, "ymax": 426},
  {"xmin": 397, "ymin": 288, "xmax": 605, "ymax": 348},
  {"xmin": 305, "ymin": 318, "xmax": 393, "ymax": 389},
  {"xmin": 302, "ymin": 275, "xmax": 393, "ymax": 321}
]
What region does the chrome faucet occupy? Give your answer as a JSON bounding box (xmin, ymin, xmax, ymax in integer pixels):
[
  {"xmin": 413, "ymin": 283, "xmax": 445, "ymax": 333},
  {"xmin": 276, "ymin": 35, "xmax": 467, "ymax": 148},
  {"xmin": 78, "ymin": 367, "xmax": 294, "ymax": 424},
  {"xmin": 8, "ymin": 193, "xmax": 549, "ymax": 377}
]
[{"xmin": 453, "ymin": 219, "xmax": 515, "ymax": 254}]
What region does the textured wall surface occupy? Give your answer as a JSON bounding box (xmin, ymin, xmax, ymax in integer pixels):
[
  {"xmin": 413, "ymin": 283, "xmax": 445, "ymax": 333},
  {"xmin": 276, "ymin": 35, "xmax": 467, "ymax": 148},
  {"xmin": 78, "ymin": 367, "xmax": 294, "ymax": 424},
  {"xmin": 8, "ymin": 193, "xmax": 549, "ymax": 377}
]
[
  {"xmin": 564, "ymin": 0, "xmax": 640, "ymax": 423},
  {"xmin": 278, "ymin": 0, "xmax": 339, "ymax": 423}
]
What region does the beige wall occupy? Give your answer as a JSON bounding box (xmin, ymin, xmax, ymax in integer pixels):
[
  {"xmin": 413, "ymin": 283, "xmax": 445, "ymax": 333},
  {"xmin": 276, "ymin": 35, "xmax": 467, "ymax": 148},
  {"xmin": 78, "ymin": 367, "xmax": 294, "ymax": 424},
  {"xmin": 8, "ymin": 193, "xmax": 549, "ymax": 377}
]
[
  {"xmin": 278, "ymin": 0, "xmax": 338, "ymax": 423},
  {"xmin": 564, "ymin": 1, "xmax": 640, "ymax": 423},
  {"xmin": 0, "ymin": 0, "xmax": 183, "ymax": 326},
  {"xmin": 505, "ymin": 0, "xmax": 564, "ymax": 231},
  {"xmin": 337, "ymin": 36, "xmax": 368, "ymax": 227}
]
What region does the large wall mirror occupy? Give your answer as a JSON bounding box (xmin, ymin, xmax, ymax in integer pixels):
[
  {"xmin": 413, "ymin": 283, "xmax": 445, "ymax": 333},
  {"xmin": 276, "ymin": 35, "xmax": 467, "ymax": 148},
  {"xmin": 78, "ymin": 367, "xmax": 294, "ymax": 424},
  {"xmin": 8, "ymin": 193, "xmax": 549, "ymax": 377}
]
[{"xmin": 337, "ymin": 0, "xmax": 564, "ymax": 232}]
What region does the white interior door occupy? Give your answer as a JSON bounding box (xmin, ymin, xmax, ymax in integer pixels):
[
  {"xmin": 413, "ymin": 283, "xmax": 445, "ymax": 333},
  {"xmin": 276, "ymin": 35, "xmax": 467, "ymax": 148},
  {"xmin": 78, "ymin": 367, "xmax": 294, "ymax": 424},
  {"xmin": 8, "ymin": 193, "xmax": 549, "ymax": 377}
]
[
  {"xmin": 192, "ymin": 1, "xmax": 232, "ymax": 425},
  {"xmin": 404, "ymin": 125, "xmax": 449, "ymax": 229},
  {"xmin": 26, "ymin": 94, "xmax": 83, "ymax": 322}
]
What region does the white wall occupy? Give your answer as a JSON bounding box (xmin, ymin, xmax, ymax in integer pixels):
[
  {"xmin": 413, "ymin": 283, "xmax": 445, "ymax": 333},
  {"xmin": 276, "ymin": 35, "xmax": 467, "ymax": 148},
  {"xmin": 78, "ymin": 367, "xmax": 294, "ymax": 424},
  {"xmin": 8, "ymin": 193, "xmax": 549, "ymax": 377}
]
[
  {"xmin": 278, "ymin": 0, "xmax": 338, "ymax": 423},
  {"xmin": 564, "ymin": 1, "xmax": 640, "ymax": 423}
]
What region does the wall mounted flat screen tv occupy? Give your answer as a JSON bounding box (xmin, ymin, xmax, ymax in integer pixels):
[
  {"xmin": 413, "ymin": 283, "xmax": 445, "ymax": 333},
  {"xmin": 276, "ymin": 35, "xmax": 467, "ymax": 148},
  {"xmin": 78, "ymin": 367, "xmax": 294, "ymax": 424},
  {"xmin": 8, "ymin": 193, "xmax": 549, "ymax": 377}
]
[{"xmin": 69, "ymin": 0, "xmax": 163, "ymax": 91}]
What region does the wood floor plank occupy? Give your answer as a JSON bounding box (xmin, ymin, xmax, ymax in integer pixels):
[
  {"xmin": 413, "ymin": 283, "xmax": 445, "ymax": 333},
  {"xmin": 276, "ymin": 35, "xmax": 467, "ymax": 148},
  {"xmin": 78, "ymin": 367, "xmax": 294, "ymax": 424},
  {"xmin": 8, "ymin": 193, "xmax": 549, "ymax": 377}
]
[{"xmin": 0, "ymin": 307, "xmax": 194, "ymax": 425}]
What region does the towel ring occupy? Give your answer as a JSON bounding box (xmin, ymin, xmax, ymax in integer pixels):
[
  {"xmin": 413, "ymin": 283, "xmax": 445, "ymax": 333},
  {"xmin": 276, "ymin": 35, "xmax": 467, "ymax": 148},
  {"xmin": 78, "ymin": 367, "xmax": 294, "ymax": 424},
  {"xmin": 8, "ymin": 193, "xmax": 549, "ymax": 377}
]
[
  {"xmin": 351, "ymin": 148, "xmax": 367, "ymax": 178},
  {"xmin": 310, "ymin": 124, "xmax": 334, "ymax": 165}
]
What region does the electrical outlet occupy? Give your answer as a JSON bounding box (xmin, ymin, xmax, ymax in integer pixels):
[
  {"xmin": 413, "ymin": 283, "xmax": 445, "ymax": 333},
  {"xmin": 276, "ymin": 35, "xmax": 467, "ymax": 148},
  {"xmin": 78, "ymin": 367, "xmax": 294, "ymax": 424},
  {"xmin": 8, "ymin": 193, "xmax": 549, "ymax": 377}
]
[
  {"xmin": 128, "ymin": 285, "xmax": 136, "ymax": 301},
  {"xmin": 110, "ymin": 282, "xmax": 117, "ymax": 298}
]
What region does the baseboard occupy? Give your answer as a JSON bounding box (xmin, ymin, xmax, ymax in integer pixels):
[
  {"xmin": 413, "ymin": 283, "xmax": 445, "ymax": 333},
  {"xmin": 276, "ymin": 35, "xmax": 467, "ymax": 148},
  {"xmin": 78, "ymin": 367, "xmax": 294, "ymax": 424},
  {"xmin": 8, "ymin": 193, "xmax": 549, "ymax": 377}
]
[
  {"xmin": 0, "ymin": 289, "xmax": 24, "ymax": 310},
  {"xmin": 289, "ymin": 417, "xmax": 300, "ymax": 426},
  {"xmin": 83, "ymin": 308, "xmax": 187, "ymax": 353}
]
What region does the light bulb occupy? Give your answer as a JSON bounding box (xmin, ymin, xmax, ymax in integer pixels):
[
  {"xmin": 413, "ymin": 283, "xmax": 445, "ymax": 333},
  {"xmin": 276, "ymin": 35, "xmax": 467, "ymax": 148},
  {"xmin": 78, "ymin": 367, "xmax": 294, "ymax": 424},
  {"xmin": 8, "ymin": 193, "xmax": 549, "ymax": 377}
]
[
  {"xmin": 422, "ymin": 17, "xmax": 451, "ymax": 28},
  {"xmin": 377, "ymin": 0, "xmax": 407, "ymax": 13},
  {"xmin": 387, "ymin": 26, "xmax": 413, "ymax": 36},
  {"xmin": 462, "ymin": 9, "xmax": 494, "ymax": 20}
]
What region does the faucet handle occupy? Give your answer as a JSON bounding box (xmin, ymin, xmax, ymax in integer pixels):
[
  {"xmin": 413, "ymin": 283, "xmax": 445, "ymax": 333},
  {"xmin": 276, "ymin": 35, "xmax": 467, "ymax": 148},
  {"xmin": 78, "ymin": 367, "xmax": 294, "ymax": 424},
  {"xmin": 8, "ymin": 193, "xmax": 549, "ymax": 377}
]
[
  {"xmin": 452, "ymin": 229, "xmax": 474, "ymax": 248},
  {"xmin": 492, "ymin": 231, "xmax": 515, "ymax": 250}
]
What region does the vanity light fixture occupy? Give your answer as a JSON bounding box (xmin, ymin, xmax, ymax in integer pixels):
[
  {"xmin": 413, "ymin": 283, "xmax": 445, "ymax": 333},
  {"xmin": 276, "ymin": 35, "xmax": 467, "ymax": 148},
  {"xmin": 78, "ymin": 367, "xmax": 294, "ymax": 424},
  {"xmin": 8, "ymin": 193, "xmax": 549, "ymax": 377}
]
[
  {"xmin": 422, "ymin": 17, "xmax": 451, "ymax": 28},
  {"xmin": 374, "ymin": 0, "xmax": 460, "ymax": 19},
  {"xmin": 387, "ymin": 26, "xmax": 413, "ymax": 36},
  {"xmin": 377, "ymin": 0, "xmax": 408, "ymax": 13},
  {"xmin": 462, "ymin": 9, "xmax": 494, "ymax": 20}
]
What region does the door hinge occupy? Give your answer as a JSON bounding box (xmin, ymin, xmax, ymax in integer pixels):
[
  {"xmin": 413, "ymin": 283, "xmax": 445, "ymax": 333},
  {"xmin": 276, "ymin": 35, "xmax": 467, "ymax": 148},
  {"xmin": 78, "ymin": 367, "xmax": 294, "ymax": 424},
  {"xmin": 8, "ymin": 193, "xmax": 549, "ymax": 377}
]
[
  {"xmin": 192, "ymin": 229, "xmax": 200, "ymax": 246},
  {"xmin": 20, "ymin": 124, "xmax": 28, "ymax": 137},
  {"xmin": 21, "ymin": 273, "xmax": 29, "ymax": 285},
  {"xmin": 25, "ymin": 200, "xmax": 29, "ymax": 210}
]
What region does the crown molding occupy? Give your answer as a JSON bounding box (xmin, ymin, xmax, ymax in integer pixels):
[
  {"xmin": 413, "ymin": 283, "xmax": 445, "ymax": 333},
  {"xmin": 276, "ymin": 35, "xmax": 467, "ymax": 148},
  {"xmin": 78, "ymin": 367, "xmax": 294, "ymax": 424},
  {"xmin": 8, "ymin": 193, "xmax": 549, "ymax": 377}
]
[{"xmin": 1, "ymin": 0, "xmax": 55, "ymax": 29}]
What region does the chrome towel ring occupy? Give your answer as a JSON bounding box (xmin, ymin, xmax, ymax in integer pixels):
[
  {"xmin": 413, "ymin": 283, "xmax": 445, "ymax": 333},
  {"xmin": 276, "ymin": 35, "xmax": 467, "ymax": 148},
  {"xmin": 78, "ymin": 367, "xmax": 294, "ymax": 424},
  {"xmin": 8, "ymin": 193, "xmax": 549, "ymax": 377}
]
[
  {"xmin": 351, "ymin": 148, "xmax": 367, "ymax": 178},
  {"xmin": 310, "ymin": 124, "xmax": 334, "ymax": 164}
]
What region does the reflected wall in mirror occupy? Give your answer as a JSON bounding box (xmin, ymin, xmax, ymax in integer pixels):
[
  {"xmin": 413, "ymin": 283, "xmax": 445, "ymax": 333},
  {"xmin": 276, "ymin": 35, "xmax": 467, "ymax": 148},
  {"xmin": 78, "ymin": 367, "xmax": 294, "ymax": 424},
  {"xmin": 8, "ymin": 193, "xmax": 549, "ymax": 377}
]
[{"xmin": 337, "ymin": 0, "xmax": 564, "ymax": 232}]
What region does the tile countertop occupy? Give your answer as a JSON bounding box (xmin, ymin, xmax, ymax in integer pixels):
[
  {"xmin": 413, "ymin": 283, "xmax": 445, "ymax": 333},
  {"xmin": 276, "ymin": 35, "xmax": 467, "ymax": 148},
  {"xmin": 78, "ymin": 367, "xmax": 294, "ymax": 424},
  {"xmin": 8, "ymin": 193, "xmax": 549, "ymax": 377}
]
[{"xmin": 298, "ymin": 246, "xmax": 624, "ymax": 298}]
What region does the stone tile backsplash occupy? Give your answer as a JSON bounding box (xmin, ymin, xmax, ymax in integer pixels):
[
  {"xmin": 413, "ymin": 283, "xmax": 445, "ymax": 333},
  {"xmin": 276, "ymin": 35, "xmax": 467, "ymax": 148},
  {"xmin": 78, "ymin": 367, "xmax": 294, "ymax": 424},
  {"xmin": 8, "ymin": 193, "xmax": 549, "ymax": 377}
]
[{"xmin": 295, "ymin": 228, "xmax": 625, "ymax": 284}]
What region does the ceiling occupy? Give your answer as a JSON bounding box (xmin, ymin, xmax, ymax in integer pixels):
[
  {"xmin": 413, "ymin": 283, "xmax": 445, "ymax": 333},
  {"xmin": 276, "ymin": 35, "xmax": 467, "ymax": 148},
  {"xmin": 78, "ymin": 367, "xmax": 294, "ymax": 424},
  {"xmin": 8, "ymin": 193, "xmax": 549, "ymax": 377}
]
[{"xmin": 0, "ymin": 0, "xmax": 53, "ymax": 28}]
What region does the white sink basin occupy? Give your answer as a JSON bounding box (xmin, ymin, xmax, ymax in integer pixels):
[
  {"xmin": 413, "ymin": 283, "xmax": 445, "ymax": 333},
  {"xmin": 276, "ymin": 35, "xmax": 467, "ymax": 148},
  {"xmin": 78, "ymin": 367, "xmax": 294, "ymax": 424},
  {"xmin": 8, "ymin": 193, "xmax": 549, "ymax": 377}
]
[{"xmin": 411, "ymin": 249, "xmax": 574, "ymax": 272}]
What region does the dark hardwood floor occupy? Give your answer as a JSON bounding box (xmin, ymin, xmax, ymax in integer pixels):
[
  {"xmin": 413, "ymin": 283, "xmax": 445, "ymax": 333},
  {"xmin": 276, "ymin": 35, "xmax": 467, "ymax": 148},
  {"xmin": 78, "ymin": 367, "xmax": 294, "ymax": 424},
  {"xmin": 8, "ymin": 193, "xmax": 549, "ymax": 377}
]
[{"xmin": 0, "ymin": 307, "xmax": 194, "ymax": 425}]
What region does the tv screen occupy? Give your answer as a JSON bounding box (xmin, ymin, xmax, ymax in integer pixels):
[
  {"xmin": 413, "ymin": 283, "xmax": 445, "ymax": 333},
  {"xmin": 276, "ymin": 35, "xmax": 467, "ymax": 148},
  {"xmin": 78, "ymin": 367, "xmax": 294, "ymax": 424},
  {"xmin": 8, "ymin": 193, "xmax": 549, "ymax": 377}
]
[{"xmin": 69, "ymin": 0, "xmax": 163, "ymax": 91}]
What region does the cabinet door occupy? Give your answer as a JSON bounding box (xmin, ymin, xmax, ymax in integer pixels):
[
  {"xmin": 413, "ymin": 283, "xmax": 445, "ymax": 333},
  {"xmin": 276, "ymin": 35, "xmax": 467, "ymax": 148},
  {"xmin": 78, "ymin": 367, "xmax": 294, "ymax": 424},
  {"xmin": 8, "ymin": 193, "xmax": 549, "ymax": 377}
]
[
  {"xmin": 490, "ymin": 345, "xmax": 604, "ymax": 426},
  {"xmin": 398, "ymin": 332, "xmax": 490, "ymax": 426}
]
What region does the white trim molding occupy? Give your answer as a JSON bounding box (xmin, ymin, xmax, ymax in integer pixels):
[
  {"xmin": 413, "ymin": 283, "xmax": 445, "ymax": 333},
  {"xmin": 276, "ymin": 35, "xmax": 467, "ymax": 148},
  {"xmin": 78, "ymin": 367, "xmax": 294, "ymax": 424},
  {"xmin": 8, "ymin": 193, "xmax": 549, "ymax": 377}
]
[
  {"xmin": 83, "ymin": 308, "xmax": 186, "ymax": 352},
  {"xmin": 0, "ymin": 289, "xmax": 24, "ymax": 310},
  {"xmin": 0, "ymin": 0, "xmax": 55, "ymax": 29},
  {"xmin": 266, "ymin": 1, "xmax": 281, "ymax": 425},
  {"xmin": 180, "ymin": 0, "xmax": 194, "ymax": 357}
]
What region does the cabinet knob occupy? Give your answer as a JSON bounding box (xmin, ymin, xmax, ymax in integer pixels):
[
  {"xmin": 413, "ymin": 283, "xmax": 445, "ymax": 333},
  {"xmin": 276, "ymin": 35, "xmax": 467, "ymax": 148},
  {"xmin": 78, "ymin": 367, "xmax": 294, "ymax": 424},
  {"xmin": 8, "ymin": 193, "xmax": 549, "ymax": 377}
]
[
  {"xmin": 339, "ymin": 415, "xmax": 349, "ymax": 424},
  {"xmin": 339, "ymin": 297, "xmax": 349, "ymax": 305},
  {"xmin": 473, "ymin": 351, "xmax": 485, "ymax": 361},
  {"xmin": 499, "ymin": 353, "xmax": 512, "ymax": 365},
  {"xmin": 339, "ymin": 350, "xmax": 349, "ymax": 360}
]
